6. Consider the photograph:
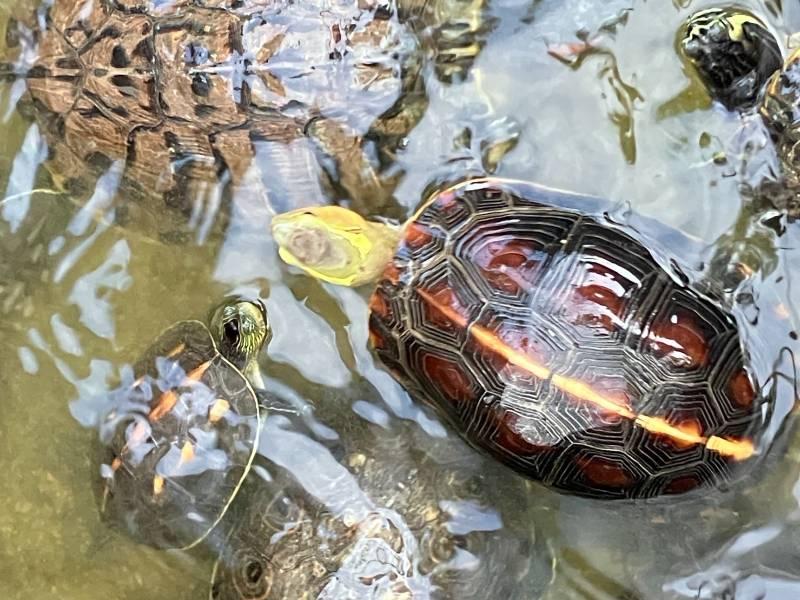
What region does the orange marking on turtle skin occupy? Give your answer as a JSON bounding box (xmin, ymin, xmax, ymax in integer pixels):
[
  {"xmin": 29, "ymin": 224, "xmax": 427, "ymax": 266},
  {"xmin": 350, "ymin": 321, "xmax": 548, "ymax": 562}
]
[
  {"xmin": 110, "ymin": 457, "xmax": 122, "ymax": 471},
  {"xmin": 166, "ymin": 343, "xmax": 186, "ymax": 358},
  {"xmin": 148, "ymin": 390, "xmax": 178, "ymax": 422},
  {"xmin": 148, "ymin": 360, "xmax": 212, "ymax": 421},
  {"xmin": 728, "ymin": 370, "xmax": 755, "ymax": 409},
  {"xmin": 153, "ymin": 475, "xmax": 165, "ymax": 496},
  {"xmin": 415, "ymin": 289, "xmax": 755, "ymax": 461},
  {"xmin": 208, "ymin": 399, "xmax": 230, "ymax": 423},
  {"xmin": 179, "ymin": 441, "xmax": 195, "ymax": 466}
]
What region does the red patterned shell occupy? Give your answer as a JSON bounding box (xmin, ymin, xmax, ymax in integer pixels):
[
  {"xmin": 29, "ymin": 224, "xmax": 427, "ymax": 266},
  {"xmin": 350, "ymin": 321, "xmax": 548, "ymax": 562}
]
[{"xmin": 368, "ymin": 179, "xmax": 764, "ymax": 499}]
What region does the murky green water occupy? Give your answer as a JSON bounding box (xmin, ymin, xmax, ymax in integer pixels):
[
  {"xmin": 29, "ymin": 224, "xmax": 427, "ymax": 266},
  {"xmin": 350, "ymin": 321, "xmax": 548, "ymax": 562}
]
[{"xmin": 3, "ymin": 0, "xmax": 800, "ymax": 598}]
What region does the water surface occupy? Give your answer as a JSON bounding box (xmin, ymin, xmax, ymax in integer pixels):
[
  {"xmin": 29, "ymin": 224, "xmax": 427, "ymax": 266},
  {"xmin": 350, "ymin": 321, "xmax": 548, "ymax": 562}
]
[{"xmin": 2, "ymin": 1, "xmax": 800, "ymax": 599}]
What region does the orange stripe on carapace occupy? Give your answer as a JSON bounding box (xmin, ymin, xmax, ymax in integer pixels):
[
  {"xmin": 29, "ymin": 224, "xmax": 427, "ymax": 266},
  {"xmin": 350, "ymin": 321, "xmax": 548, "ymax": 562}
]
[
  {"xmin": 415, "ymin": 288, "xmax": 754, "ymax": 461},
  {"xmin": 148, "ymin": 360, "xmax": 212, "ymax": 421}
]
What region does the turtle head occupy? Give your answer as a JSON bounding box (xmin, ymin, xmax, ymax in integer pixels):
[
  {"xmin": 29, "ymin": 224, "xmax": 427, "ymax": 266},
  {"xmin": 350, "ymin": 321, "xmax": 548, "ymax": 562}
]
[
  {"xmin": 210, "ymin": 299, "xmax": 271, "ymax": 387},
  {"xmin": 681, "ymin": 8, "xmax": 782, "ymax": 111},
  {"xmin": 271, "ymin": 206, "xmax": 400, "ymax": 287}
]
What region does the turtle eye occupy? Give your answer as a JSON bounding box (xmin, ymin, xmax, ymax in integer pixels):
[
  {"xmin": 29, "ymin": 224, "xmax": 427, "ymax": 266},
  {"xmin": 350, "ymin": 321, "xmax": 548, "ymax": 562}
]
[
  {"xmin": 223, "ymin": 318, "xmax": 240, "ymax": 349},
  {"xmin": 245, "ymin": 560, "xmax": 263, "ymax": 583}
]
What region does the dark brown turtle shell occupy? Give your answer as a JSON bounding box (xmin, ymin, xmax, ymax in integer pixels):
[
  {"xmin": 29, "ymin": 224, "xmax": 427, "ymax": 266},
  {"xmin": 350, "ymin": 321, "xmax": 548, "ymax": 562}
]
[
  {"xmin": 368, "ymin": 178, "xmax": 765, "ymax": 499},
  {"xmin": 8, "ymin": 0, "xmax": 483, "ymax": 239},
  {"xmin": 96, "ymin": 319, "xmax": 260, "ymax": 549}
]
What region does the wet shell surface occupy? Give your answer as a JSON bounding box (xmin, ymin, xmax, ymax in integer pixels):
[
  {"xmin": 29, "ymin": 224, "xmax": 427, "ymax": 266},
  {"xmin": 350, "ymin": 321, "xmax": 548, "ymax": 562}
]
[
  {"xmin": 96, "ymin": 319, "xmax": 260, "ymax": 549},
  {"xmin": 368, "ymin": 179, "xmax": 765, "ymax": 499},
  {"xmin": 12, "ymin": 0, "xmax": 427, "ymax": 236}
]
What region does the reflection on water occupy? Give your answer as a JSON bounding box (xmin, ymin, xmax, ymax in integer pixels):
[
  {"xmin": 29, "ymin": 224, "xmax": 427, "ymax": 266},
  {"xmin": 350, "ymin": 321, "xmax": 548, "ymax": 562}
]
[{"xmin": 2, "ymin": 0, "xmax": 800, "ymax": 599}]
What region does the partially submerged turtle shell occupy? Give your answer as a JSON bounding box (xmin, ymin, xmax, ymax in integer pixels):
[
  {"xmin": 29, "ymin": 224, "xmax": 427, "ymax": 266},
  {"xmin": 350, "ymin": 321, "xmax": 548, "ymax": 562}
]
[
  {"xmin": 368, "ymin": 178, "xmax": 766, "ymax": 499},
  {"xmin": 97, "ymin": 319, "xmax": 260, "ymax": 549},
  {"xmin": 208, "ymin": 414, "xmax": 544, "ymax": 599},
  {"xmin": 9, "ymin": 0, "xmax": 433, "ymax": 240}
]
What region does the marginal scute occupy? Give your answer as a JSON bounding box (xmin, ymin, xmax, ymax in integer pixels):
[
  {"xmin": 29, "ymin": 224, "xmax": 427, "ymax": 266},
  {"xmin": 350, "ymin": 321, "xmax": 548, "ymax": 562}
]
[
  {"xmin": 578, "ymin": 455, "xmax": 635, "ymax": 489},
  {"xmin": 367, "ymin": 287, "xmax": 392, "ymax": 320},
  {"xmin": 369, "ymin": 180, "xmax": 766, "ymax": 499},
  {"xmin": 664, "ymin": 474, "xmax": 702, "ymax": 495},
  {"xmin": 728, "ymin": 369, "xmax": 756, "ymax": 409}
]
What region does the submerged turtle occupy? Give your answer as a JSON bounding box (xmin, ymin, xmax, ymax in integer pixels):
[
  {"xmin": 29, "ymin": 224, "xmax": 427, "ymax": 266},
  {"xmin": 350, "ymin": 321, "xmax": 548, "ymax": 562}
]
[
  {"xmin": 681, "ymin": 7, "xmax": 800, "ymax": 202},
  {"xmin": 97, "ymin": 297, "xmax": 543, "ymax": 598},
  {"xmin": 2, "ymin": 0, "xmax": 491, "ymax": 242},
  {"xmin": 680, "ymin": 7, "xmax": 783, "ymax": 112},
  {"xmin": 97, "ymin": 299, "xmax": 269, "ymax": 549},
  {"xmin": 271, "ymin": 177, "xmax": 772, "ymax": 499},
  {"xmin": 210, "ymin": 410, "xmax": 543, "ymax": 600}
]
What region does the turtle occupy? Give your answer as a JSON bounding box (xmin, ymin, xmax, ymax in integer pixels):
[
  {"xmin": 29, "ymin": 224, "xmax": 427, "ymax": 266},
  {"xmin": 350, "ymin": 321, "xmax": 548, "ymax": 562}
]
[
  {"xmin": 96, "ymin": 297, "xmax": 545, "ymax": 598},
  {"xmin": 679, "ymin": 7, "xmax": 783, "ymax": 112},
  {"xmin": 680, "ymin": 7, "xmax": 800, "ymax": 207},
  {"xmin": 209, "ymin": 412, "xmax": 544, "ymax": 600},
  {"xmin": 96, "ymin": 298, "xmax": 270, "ymax": 549},
  {"xmin": 1, "ymin": 0, "xmax": 492, "ymax": 243},
  {"xmin": 270, "ymin": 176, "xmax": 773, "ymax": 500}
]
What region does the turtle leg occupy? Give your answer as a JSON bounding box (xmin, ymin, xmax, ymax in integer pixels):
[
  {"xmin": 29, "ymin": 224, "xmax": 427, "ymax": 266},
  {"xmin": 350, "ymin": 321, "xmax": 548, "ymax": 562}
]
[
  {"xmin": 702, "ymin": 186, "xmax": 787, "ymax": 297},
  {"xmin": 305, "ymin": 116, "xmax": 405, "ymax": 219},
  {"xmin": 211, "ymin": 122, "xmax": 337, "ymax": 218},
  {"xmin": 400, "ymin": 0, "xmax": 494, "ymax": 84},
  {"xmin": 124, "ymin": 122, "xmax": 233, "ymax": 245}
]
